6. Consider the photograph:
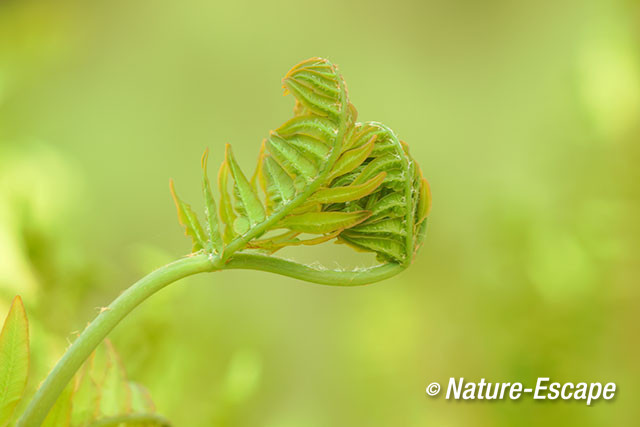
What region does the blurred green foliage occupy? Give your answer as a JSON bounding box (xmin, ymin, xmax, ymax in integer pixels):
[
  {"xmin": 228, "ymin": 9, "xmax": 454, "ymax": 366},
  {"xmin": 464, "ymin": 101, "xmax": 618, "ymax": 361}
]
[{"xmin": 1, "ymin": 0, "xmax": 638, "ymax": 425}]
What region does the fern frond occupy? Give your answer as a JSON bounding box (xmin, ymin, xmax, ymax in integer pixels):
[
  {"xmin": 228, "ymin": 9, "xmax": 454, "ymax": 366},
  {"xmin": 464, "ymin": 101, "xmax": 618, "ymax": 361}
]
[{"xmin": 171, "ymin": 57, "xmax": 430, "ymax": 269}]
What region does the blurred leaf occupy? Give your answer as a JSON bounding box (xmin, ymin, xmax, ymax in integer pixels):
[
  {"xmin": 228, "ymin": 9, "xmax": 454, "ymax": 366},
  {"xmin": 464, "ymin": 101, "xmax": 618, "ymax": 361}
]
[
  {"xmin": 129, "ymin": 383, "xmax": 155, "ymax": 414},
  {"xmin": 42, "ymin": 382, "xmax": 73, "ymax": 427},
  {"xmin": 97, "ymin": 341, "xmax": 131, "ymax": 418},
  {"xmin": 64, "ymin": 340, "xmax": 168, "ymax": 426},
  {"xmin": 0, "ymin": 296, "xmax": 29, "ymax": 426},
  {"xmin": 70, "ymin": 363, "xmax": 100, "ymax": 426}
]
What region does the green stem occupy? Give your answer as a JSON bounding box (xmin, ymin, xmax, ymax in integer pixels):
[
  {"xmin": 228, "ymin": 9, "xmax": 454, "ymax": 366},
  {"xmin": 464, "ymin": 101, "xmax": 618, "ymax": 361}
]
[
  {"xmin": 17, "ymin": 254, "xmax": 215, "ymax": 427},
  {"xmin": 18, "ymin": 252, "xmax": 404, "ymax": 426},
  {"xmin": 225, "ymin": 253, "xmax": 406, "ymax": 286}
]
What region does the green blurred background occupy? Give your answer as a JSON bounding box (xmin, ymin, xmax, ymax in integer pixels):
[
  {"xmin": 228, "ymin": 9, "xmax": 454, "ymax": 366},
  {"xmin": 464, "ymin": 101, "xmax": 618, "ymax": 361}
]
[{"xmin": 1, "ymin": 0, "xmax": 639, "ymax": 425}]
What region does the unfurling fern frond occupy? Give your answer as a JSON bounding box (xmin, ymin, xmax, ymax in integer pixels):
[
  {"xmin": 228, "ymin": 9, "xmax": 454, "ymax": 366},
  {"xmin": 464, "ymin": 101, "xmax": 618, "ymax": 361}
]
[{"xmin": 171, "ymin": 57, "xmax": 431, "ymax": 281}]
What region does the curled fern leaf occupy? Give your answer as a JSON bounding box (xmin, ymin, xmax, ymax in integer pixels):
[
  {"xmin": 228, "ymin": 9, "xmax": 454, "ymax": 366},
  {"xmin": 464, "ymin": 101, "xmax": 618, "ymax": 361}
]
[{"xmin": 171, "ymin": 57, "xmax": 430, "ymax": 276}]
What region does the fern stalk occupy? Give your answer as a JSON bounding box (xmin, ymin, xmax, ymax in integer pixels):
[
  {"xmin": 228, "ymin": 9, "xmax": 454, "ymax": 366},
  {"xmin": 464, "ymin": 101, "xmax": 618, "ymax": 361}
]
[
  {"xmin": 17, "ymin": 256, "xmax": 212, "ymax": 426},
  {"xmin": 17, "ymin": 253, "xmax": 408, "ymax": 425}
]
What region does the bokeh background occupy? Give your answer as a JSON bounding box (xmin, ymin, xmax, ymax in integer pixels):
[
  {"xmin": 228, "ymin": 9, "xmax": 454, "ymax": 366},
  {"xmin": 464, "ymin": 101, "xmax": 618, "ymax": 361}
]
[{"xmin": 1, "ymin": 0, "xmax": 639, "ymax": 425}]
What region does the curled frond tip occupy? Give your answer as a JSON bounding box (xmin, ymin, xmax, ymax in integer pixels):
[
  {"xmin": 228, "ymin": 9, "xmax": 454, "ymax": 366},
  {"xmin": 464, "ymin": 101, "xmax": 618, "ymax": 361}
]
[{"xmin": 171, "ymin": 57, "xmax": 430, "ymax": 273}]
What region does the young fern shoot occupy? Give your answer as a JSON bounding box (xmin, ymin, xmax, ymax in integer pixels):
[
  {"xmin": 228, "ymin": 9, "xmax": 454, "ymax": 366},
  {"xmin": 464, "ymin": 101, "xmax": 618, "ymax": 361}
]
[
  {"xmin": 173, "ymin": 57, "xmax": 432, "ymax": 274},
  {"xmin": 17, "ymin": 57, "xmax": 431, "ymax": 426}
]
